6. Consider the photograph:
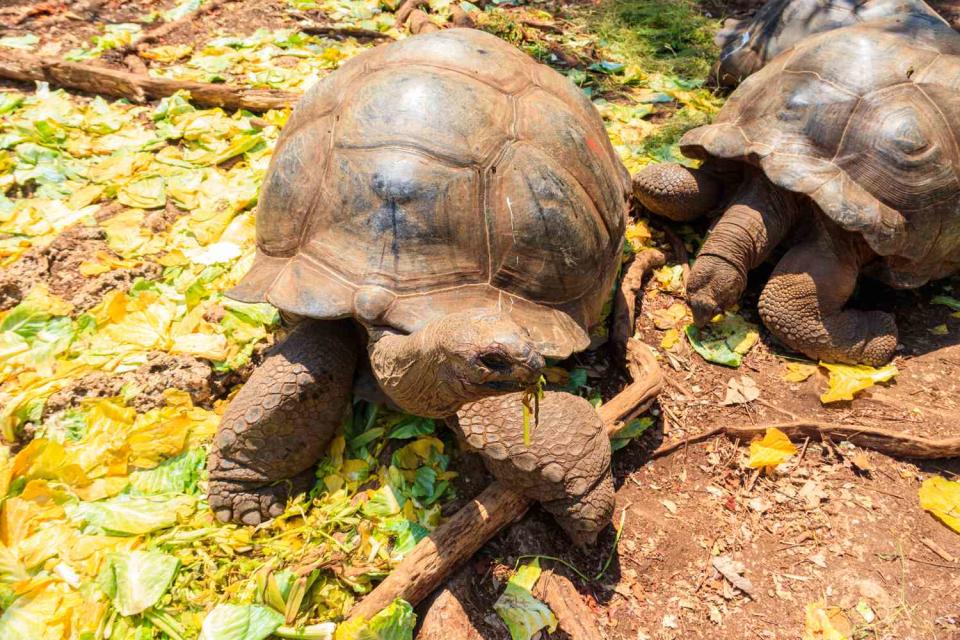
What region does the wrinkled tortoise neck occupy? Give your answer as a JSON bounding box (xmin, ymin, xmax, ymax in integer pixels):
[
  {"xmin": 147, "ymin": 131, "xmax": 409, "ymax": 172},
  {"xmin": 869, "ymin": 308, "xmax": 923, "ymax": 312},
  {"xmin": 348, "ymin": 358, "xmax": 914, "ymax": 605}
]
[{"xmin": 367, "ymin": 326, "xmax": 474, "ymax": 418}]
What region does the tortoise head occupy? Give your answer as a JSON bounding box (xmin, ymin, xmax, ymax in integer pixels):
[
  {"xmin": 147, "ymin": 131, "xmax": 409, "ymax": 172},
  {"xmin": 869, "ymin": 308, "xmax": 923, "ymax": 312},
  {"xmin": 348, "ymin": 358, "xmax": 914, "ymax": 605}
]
[
  {"xmin": 368, "ymin": 311, "xmax": 546, "ymax": 417},
  {"xmin": 444, "ymin": 312, "xmax": 546, "ymax": 393}
]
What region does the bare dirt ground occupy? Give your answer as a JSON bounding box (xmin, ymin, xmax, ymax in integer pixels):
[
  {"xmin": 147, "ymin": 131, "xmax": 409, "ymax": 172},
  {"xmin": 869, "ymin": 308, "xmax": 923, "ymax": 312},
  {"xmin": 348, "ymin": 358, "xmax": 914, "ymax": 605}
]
[
  {"xmin": 1, "ymin": 0, "xmax": 959, "ymax": 638},
  {"xmin": 446, "ymin": 264, "xmax": 960, "ymax": 639}
]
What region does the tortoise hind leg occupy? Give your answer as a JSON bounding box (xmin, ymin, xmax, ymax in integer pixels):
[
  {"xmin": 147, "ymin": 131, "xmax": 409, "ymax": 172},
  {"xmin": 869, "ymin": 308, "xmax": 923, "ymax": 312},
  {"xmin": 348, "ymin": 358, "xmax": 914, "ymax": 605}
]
[
  {"xmin": 453, "ymin": 391, "xmax": 613, "ymax": 546},
  {"xmin": 758, "ymin": 221, "xmax": 897, "ymax": 366},
  {"xmin": 208, "ymin": 320, "xmax": 358, "ymax": 525}
]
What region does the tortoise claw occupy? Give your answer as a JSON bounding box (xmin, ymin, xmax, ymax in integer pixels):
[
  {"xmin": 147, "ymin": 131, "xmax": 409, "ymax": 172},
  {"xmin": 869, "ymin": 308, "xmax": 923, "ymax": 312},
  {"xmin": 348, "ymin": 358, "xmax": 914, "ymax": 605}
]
[{"xmin": 207, "ymin": 471, "xmax": 315, "ymax": 525}]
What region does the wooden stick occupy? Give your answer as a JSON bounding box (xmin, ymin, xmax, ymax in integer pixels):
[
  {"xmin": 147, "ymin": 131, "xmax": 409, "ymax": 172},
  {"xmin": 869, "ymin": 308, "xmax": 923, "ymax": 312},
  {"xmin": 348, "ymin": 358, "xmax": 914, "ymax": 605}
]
[
  {"xmin": 611, "ymin": 249, "xmax": 666, "ymax": 366},
  {"xmin": 449, "ymin": 5, "xmax": 475, "ymax": 29},
  {"xmin": 650, "ymin": 421, "xmax": 960, "ymax": 461},
  {"xmin": 416, "ymin": 568, "xmax": 485, "ymax": 639},
  {"xmin": 532, "ymin": 569, "xmax": 604, "ymax": 640},
  {"xmin": 346, "ymin": 253, "xmax": 665, "ymax": 624},
  {"xmin": 298, "ymin": 24, "xmax": 393, "ymax": 40},
  {"xmin": 351, "ymin": 482, "xmax": 531, "ymax": 622},
  {"xmin": 395, "ymin": 0, "xmax": 428, "ymax": 27},
  {"xmin": 406, "ymin": 10, "xmax": 441, "ymax": 35},
  {"xmin": 0, "ymin": 49, "xmax": 299, "ymax": 112}
]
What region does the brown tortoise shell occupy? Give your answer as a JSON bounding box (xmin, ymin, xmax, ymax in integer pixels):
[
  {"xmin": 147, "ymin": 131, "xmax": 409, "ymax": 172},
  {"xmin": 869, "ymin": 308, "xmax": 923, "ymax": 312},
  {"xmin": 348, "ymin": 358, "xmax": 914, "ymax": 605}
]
[
  {"xmin": 230, "ymin": 28, "xmax": 630, "ymax": 358},
  {"xmin": 713, "ymin": 0, "xmax": 943, "ymax": 85},
  {"xmin": 683, "ymin": 14, "xmax": 960, "ymax": 289}
]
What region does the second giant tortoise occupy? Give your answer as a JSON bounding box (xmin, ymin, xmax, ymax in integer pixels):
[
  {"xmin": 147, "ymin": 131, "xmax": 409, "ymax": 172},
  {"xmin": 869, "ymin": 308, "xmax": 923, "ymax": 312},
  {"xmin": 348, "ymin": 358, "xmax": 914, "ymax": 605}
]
[
  {"xmin": 635, "ymin": 14, "xmax": 960, "ymax": 365},
  {"xmin": 208, "ymin": 28, "xmax": 630, "ymax": 544},
  {"xmin": 712, "ymin": 0, "xmax": 943, "ymax": 85}
]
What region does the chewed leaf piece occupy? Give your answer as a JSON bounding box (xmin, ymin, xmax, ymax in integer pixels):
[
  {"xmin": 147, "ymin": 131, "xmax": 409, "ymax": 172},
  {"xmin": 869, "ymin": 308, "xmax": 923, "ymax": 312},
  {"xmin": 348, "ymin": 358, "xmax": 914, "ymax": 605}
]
[{"xmin": 493, "ymin": 560, "xmax": 557, "ymax": 640}]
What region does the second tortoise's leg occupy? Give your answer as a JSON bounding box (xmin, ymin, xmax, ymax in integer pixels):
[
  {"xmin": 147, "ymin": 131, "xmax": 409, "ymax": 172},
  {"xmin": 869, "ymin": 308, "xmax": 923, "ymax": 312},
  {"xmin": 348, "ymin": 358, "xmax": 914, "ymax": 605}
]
[
  {"xmin": 208, "ymin": 320, "xmax": 358, "ymax": 525},
  {"xmin": 758, "ymin": 220, "xmax": 897, "ymax": 366},
  {"xmin": 453, "ymin": 391, "xmax": 613, "ymax": 546},
  {"xmin": 632, "ymin": 161, "xmax": 725, "ymax": 222},
  {"xmin": 686, "ymin": 169, "xmax": 801, "ymax": 325}
]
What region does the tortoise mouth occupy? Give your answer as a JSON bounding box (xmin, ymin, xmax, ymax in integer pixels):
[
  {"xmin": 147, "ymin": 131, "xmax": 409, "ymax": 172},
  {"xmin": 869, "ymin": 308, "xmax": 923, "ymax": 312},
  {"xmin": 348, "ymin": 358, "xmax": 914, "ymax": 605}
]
[{"xmin": 483, "ymin": 380, "xmax": 525, "ymax": 391}]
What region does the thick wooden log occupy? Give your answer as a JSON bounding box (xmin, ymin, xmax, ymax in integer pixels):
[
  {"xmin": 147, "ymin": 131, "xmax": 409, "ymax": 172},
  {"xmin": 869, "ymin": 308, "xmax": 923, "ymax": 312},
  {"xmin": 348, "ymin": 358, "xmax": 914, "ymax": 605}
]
[
  {"xmin": 415, "ymin": 568, "xmax": 485, "ymax": 640},
  {"xmin": 0, "ymin": 49, "xmax": 299, "ymax": 112},
  {"xmin": 532, "ymin": 569, "xmax": 604, "ymax": 640},
  {"xmin": 351, "ymin": 482, "xmax": 531, "ymax": 623},
  {"xmin": 610, "ymin": 248, "xmax": 665, "ymax": 363}
]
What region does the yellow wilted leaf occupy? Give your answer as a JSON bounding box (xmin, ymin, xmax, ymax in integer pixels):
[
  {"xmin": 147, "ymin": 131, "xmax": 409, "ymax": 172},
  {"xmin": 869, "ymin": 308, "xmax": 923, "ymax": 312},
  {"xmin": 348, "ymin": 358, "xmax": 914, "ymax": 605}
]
[
  {"xmin": 929, "ymin": 324, "xmax": 949, "ymax": 335},
  {"xmin": 0, "ymin": 582, "xmax": 68, "ymax": 640},
  {"xmin": 78, "ymin": 251, "xmax": 140, "ymax": 276},
  {"xmin": 98, "ymin": 294, "xmax": 176, "ymax": 351},
  {"xmin": 18, "ymin": 283, "xmax": 74, "ymax": 316},
  {"xmin": 73, "ymin": 476, "xmax": 130, "ymax": 502},
  {"xmin": 653, "ymin": 264, "xmax": 685, "ymax": 294},
  {"xmin": 660, "ymin": 328, "xmax": 680, "ymax": 350},
  {"xmin": 802, "ymin": 601, "xmax": 851, "ymax": 640},
  {"xmin": 128, "ymin": 404, "xmax": 218, "ymax": 468},
  {"xmin": 171, "ymin": 332, "xmax": 229, "ymax": 360},
  {"xmin": 99, "ymin": 209, "xmax": 164, "ymax": 258},
  {"xmin": 918, "ymin": 475, "xmax": 960, "ymax": 533},
  {"xmin": 651, "ymin": 303, "xmax": 689, "ymax": 330},
  {"xmin": 819, "ymin": 362, "xmax": 898, "ymax": 404},
  {"xmin": 141, "ymin": 44, "xmax": 193, "ymax": 62},
  {"xmin": 747, "ymin": 427, "xmax": 797, "ymax": 473},
  {"xmin": 11, "ymin": 439, "xmax": 89, "ymax": 487},
  {"xmin": 68, "ymin": 184, "xmax": 105, "ymax": 210},
  {"xmin": 625, "ymin": 220, "xmax": 652, "ymax": 252},
  {"xmin": 783, "ymin": 362, "xmax": 817, "ymax": 383}
]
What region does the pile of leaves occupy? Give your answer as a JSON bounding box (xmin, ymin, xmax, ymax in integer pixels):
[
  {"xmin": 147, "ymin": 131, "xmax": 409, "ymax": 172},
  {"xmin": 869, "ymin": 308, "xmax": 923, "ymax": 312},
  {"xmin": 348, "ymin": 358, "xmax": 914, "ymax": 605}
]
[{"xmin": 0, "ymin": 77, "xmax": 464, "ymax": 638}]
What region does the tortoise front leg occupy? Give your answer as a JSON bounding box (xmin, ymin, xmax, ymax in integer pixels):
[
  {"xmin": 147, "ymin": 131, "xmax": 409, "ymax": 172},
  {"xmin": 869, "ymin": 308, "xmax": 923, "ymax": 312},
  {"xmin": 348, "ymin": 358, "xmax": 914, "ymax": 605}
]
[
  {"xmin": 759, "ymin": 221, "xmax": 897, "ymax": 366},
  {"xmin": 686, "ymin": 169, "xmax": 801, "ymax": 326},
  {"xmin": 453, "ymin": 391, "xmax": 614, "ymax": 546},
  {"xmin": 632, "ymin": 162, "xmax": 725, "ymax": 221},
  {"xmin": 208, "ymin": 320, "xmax": 358, "ymax": 525}
]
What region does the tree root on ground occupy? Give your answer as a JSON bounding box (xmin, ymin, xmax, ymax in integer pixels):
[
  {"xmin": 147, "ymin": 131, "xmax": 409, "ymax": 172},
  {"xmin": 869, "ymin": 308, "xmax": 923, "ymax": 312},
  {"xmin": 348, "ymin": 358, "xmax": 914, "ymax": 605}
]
[
  {"xmin": 651, "ymin": 420, "xmax": 960, "ymax": 460},
  {"xmin": 0, "ymin": 49, "xmax": 298, "ymax": 111}
]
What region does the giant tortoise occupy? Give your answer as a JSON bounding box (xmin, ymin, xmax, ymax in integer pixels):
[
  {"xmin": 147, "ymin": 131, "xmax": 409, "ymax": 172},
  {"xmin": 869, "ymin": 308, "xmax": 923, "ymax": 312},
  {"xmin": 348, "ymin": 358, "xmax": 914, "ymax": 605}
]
[
  {"xmin": 635, "ymin": 14, "xmax": 960, "ymax": 365},
  {"xmin": 208, "ymin": 28, "xmax": 630, "ymax": 544}
]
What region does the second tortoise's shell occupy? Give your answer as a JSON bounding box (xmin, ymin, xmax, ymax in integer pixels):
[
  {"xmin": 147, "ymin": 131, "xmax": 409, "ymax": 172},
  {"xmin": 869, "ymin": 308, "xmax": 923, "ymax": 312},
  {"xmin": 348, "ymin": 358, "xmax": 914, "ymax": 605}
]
[
  {"xmin": 713, "ymin": 0, "xmax": 943, "ymax": 85},
  {"xmin": 231, "ymin": 28, "xmax": 629, "ymax": 358},
  {"xmin": 683, "ymin": 14, "xmax": 960, "ymax": 288}
]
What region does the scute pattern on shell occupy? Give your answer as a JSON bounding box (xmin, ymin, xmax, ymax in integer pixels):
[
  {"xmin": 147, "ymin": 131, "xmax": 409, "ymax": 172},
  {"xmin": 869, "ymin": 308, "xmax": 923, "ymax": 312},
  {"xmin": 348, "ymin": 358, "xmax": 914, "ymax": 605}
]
[
  {"xmin": 231, "ymin": 28, "xmax": 629, "ymax": 358},
  {"xmin": 713, "ymin": 0, "xmax": 944, "ymax": 84},
  {"xmin": 683, "ymin": 14, "xmax": 960, "ymax": 288}
]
